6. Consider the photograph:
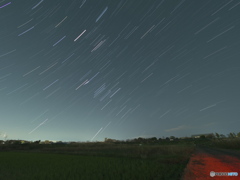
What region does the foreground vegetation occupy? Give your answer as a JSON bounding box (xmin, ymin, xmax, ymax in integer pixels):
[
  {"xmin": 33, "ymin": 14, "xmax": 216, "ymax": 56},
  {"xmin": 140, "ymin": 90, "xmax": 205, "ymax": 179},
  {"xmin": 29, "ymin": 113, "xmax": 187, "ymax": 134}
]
[
  {"xmin": 0, "ymin": 143, "xmax": 195, "ymax": 180},
  {"xmin": 208, "ymin": 138, "xmax": 240, "ymax": 150},
  {"xmin": 0, "ymin": 132, "xmax": 239, "ymax": 179}
]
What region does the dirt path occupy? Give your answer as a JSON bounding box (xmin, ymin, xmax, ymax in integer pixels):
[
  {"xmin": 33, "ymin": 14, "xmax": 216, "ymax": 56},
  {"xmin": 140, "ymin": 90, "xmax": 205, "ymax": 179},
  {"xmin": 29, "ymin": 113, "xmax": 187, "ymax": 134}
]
[{"xmin": 181, "ymin": 147, "xmax": 240, "ymax": 180}]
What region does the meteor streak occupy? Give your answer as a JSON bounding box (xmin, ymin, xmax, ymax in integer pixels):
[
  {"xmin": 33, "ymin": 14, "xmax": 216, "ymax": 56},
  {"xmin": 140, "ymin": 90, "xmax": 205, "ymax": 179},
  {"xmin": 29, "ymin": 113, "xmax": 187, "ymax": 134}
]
[{"xmin": 91, "ymin": 127, "xmax": 103, "ymax": 141}]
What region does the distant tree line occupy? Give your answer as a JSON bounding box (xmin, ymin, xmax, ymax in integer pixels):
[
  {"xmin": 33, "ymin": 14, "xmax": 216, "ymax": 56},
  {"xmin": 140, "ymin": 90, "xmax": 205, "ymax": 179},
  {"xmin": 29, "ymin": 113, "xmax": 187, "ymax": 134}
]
[{"xmin": 0, "ymin": 131, "xmax": 239, "ymax": 145}]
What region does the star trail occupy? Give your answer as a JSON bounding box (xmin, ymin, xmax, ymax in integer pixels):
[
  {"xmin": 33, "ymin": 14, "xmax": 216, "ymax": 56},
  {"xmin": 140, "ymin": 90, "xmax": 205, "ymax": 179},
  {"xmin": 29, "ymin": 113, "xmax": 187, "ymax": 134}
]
[{"xmin": 0, "ymin": 0, "xmax": 240, "ymax": 142}]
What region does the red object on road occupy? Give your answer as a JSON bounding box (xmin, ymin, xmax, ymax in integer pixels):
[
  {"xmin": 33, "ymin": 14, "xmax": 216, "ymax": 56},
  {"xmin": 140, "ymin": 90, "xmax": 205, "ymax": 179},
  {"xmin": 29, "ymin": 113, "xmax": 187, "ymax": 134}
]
[{"xmin": 182, "ymin": 147, "xmax": 239, "ymax": 180}]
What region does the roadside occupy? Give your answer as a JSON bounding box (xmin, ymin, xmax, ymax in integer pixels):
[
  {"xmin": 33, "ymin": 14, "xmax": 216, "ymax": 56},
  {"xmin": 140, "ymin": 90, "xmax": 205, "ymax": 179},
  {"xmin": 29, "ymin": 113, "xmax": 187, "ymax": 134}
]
[{"xmin": 181, "ymin": 146, "xmax": 240, "ymax": 180}]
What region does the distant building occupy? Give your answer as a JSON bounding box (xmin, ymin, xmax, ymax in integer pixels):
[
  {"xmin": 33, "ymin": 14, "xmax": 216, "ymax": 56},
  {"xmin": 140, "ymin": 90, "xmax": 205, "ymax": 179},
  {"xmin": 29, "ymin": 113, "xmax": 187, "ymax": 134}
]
[{"xmin": 191, "ymin": 133, "xmax": 214, "ymax": 138}]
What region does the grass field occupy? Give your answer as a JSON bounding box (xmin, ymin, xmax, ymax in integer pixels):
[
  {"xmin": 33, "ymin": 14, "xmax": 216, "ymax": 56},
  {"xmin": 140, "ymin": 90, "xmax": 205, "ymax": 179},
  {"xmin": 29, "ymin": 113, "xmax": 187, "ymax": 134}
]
[
  {"xmin": 209, "ymin": 138, "xmax": 240, "ymax": 150},
  {"xmin": 0, "ymin": 143, "xmax": 195, "ymax": 180}
]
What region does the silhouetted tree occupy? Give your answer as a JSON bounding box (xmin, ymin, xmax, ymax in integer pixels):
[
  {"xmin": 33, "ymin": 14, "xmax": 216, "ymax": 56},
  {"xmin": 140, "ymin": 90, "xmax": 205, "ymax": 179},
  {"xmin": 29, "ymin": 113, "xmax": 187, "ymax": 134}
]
[
  {"xmin": 149, "ymin": 137, "xmax": 157, "ymax": 143},
  {"xmin": 215, "ymin": 132, "xmax": 220, "ymax": 138},
  {"xmin": 44, "ymin": 140, "xmax": 52, "ymax": 144},
  {"xmin": 137, "ymin": 137, "xmax": 144, "ymax": 143},
  {"xmin": 13, "ymin": 140, "xmax": 21, "ymax": 145},
  {"xmin": 228, "ymin": 132, "xmax": 236, "ymax": 138},
  {"xmin": 237, "ymin": 132, "xmax": 240, "ymax": 138},
  {"xmin": 206, "ymin": 134, "xmax": 215, "ymax": 139},
  {"xmin": 56, "ymin": 141, "xmax": 63, "ymax": 144},
  {"xmin": 220, "ymin": 134, "xmax": 226, "ymax": 138},
  {"xmin": 34, "ymin": 140, "xmax": 41, "ymax": 144},
  {"xmin": 232, "ymin": 132, "xmax": 237, "ymax": 137}
]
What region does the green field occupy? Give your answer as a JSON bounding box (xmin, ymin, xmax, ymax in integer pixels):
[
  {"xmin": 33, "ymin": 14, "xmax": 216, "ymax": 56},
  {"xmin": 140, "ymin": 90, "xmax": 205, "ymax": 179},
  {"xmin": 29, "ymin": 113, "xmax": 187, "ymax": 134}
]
[{"xmin": 0, "ymin": 143, "xmax": 195, "ymax": 180}]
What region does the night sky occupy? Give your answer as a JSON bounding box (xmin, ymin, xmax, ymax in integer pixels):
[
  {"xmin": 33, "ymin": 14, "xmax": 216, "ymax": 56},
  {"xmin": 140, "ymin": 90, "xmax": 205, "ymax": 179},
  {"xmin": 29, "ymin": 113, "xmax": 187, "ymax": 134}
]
[{"xmin": 1, "ymin": 0, "xmax": 240, "ymax": 142}]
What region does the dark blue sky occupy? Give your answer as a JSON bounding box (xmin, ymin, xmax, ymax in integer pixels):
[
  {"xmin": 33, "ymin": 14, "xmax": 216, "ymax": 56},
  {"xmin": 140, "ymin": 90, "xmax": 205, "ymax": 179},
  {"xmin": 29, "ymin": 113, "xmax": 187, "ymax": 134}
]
[{"xmin": 0, "ymin": 0, "xmax": 240, "ymax": 142}]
